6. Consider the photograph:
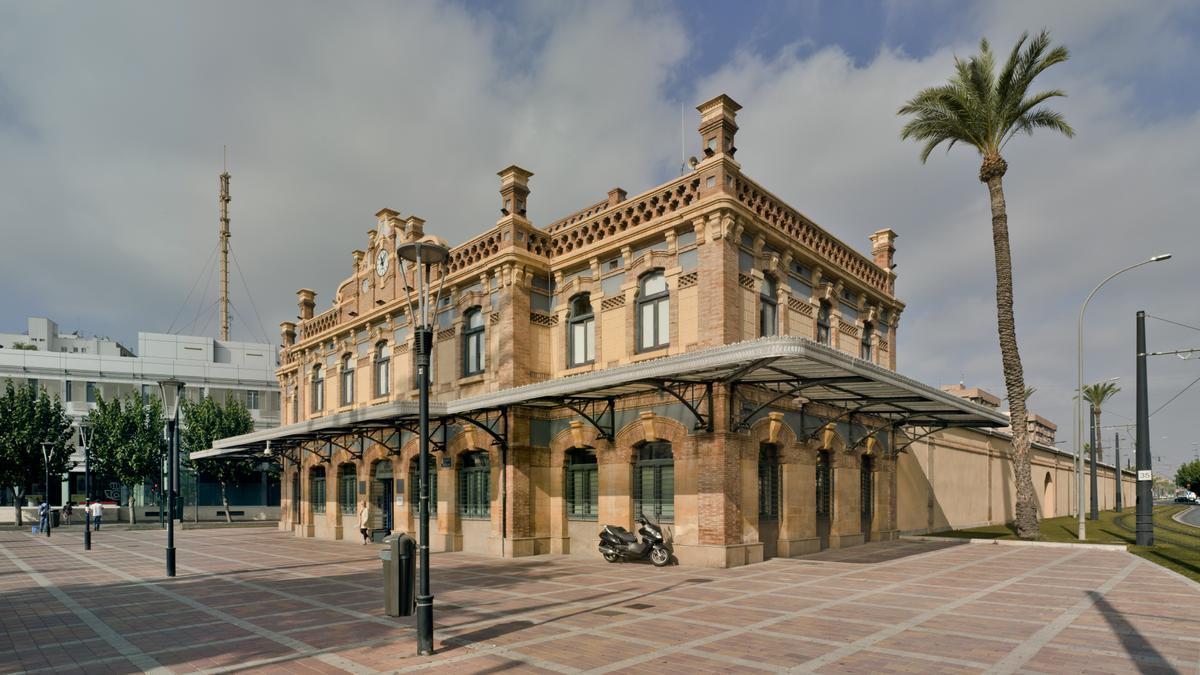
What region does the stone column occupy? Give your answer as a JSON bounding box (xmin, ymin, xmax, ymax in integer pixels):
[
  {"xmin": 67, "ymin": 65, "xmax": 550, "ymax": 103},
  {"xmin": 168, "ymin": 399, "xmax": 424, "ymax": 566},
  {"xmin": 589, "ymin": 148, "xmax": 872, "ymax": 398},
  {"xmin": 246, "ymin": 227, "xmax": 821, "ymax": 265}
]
[
  {"xmin": 777, "ymin": 442, "xmax": 820, "ymax": 556},
  {"xmin": 829, "ymin": 450, "xmax": 864, "ymax": 548}
]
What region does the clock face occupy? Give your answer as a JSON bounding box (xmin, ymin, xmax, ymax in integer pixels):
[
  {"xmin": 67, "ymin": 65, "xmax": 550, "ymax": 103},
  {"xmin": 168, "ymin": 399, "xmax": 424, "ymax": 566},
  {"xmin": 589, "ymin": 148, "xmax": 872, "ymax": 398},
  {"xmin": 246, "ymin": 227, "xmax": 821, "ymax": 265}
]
[{"xmin": 375, "ymin": 249, "xmax": 390, "ymax": 277}]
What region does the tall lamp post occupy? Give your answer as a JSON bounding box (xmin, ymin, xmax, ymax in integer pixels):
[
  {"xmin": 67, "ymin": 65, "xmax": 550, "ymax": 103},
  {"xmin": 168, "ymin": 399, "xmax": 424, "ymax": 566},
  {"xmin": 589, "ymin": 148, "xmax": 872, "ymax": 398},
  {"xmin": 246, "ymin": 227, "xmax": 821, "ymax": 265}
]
[
  {"xmin": 397, "ymin": 235, "xmax": 449, "ymax": 656},
  {"xmin": 39, "ymin": 442, "xmax": 53, "ymax": 538},
  {"xmin": 158, "ymin": 377, "xmax": 185, "ymax": 577},
  {"xmin": 1075, "ymin": 254, "xmax": 1170, "ymax": 540},
  {"xmin": 78, "ymin": 422, "xmax": 94, "ymax": 550}
]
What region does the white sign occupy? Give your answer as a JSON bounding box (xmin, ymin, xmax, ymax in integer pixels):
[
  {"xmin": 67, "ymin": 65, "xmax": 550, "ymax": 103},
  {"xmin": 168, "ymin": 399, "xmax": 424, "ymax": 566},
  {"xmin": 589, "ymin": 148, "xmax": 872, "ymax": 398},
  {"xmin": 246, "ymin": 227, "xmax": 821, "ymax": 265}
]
[{"xmin": 1137, "ymin": 470, "xmax": 1152, "ymax": 481}]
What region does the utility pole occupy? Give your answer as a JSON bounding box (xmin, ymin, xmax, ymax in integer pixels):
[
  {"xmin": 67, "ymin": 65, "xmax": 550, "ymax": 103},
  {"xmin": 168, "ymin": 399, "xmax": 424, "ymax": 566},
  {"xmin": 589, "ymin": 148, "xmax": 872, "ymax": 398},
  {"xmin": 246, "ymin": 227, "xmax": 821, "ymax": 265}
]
[
  {"xmin": 1135, "ymin": 311, "xmax": 1153, "ymax": 546},
  {"xmin": 1089, "ymin": 403, "xmax": 1098, "ymax": 520},
  {"xmin": 219, "ymin": 150, "xmax": 231, "ymax": 341}
]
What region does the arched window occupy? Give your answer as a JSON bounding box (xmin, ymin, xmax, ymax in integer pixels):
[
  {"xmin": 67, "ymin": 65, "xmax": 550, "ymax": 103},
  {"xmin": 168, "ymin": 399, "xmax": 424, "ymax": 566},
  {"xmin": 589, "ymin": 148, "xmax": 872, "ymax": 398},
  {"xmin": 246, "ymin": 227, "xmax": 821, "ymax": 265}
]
[
  {"xmin": 565, "ymin": 448, "xmax": 598, "ymax": 520},
  {"xmin": 311, "ymin": 365, "xmax": 324, "ymax": 412},
  {"xmin": 860, "ymin": 322, "xmax": 874, "ymax": 361},
  {"xmin": 337, "ymin": 463, "xmax": 356, "ymax": 514},
  {"xmin": 760, "ymin": 275, "xmax": 778, "ymax": 337},
  {"xmin": 634, "ymin": 442, "xmax": 674, "ymax": 522},
  {"xmin": 458, "ymin": 451, "xmax": 490, "ymax": 518},
  {"xmin": 309, "ymin": 466, "xmax": 326, "ymax": 514},
  {"xmin": 568, "ymin": 294, "xmax": 595, "ymax": 367},
  {"xmin": 817, "ymin": 301, "xmax": 832, "ymax": 345},
  {"xmin": 340, "ymin": 355, "xmax": 354, "ymax": 406},
  {"xmin": 409, "ymin": 459, "xmax": 438, "ymax": 516},
  {"xmin": 374, "ymin": 342, "xmax": 390, "ymax": 398},
  {"xmin": 462, "ymin": 308, "xmax": 485, "ymax": 376},
  {"xmin": 758, "ymin": 444, "xmax": 780, "ymax": 520},
  {"xmin": 637, "ymin": 270, "xmax": 670, "ymax": 352}
]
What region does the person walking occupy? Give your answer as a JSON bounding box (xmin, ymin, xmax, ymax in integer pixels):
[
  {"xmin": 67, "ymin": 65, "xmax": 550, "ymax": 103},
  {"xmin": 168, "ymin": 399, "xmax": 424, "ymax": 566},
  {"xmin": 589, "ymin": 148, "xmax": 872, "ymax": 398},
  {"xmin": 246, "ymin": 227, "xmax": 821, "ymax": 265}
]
[
  {"xmin": 62, "ymin": 502, "xmax": 73, "ymax": 526},
  {"xmin": 358, "ymin": 500, "xmax": 372, "ymax": 545},
  {"xmin": 90, "ymin": 500, "xmax": 103, "ymax": 530}
]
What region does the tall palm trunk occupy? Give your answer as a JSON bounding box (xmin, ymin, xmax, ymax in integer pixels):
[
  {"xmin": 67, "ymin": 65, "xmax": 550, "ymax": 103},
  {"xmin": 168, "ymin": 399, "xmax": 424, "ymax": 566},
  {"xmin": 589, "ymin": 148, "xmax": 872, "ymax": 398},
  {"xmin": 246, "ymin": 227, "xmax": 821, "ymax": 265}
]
[
  {"xmin": 1093, "ymin": 406, "xmax": 1103, "ymax": 462},
  {"xmin": 983, "ymin": 155, "xmax": 1039, "ymax": 539}
]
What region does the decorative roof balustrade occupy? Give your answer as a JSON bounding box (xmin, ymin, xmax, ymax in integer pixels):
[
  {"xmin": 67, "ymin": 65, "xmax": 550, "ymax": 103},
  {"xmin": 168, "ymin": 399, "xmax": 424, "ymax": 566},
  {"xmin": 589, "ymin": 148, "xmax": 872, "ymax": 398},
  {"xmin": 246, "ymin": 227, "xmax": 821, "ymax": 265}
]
[
  {"xmin": 548, "ymin": 175, "xmax": 701, "ymax": 257},
  {"xmin": 299, "ymin": 308, "xmax": 339, "ymax": 341},
  {"xmin": 546, "ymin": 198, "xmax": 612, "ymax": 234},
  {"xmin": 732, "ymin": 175, "xmax": 892, "ymax": 294}
]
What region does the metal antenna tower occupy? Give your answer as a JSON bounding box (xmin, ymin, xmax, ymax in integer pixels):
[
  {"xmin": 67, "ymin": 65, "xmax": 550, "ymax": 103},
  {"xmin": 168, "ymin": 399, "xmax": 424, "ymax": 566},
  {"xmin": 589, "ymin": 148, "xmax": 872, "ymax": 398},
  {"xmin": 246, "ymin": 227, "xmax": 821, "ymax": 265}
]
[{"xmin": 219, "ymin": 147, "xmax": 231, "ymax": 341}]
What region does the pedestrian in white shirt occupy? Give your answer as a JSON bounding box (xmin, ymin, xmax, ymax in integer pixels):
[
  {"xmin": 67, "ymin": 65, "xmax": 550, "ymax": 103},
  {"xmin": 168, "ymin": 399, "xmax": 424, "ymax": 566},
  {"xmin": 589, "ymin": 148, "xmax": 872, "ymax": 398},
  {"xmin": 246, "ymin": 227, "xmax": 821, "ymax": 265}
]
[
  {"xmin": 89, "ymin": 501, "xmax": 103, "ymax": 530},
  {"xmin": 358, "ymin": 501, "xmax": 372, "ymax": 545}
]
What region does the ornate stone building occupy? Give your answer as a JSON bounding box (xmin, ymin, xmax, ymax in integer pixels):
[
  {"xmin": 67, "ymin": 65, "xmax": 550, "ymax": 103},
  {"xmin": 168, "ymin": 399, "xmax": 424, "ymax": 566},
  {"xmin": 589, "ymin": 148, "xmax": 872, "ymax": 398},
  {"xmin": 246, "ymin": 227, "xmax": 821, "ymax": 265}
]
[{"xmin": 201, "ymin": 94, "xmax": 1106, "ymax": 567}]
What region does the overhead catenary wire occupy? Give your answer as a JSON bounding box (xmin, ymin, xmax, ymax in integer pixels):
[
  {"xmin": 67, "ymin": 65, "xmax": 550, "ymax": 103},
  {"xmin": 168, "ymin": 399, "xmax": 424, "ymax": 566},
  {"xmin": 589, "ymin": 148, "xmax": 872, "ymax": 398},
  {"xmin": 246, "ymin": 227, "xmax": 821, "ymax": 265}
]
[
  {"xmin": 1147, "ymin": 314, "xmax": 1200, "ymax": 333},
  {"xmin": 1150, "ymin": 373, "xmax": 1200, "ymax": 419}
]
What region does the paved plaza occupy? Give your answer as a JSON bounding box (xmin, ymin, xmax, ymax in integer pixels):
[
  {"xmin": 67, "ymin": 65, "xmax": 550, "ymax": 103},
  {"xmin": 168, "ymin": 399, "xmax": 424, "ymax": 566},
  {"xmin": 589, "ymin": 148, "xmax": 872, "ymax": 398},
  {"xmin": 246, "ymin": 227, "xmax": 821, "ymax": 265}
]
[{"xmin": 0, "ymin": 527, "xmax": 1197, "ymax": 674}]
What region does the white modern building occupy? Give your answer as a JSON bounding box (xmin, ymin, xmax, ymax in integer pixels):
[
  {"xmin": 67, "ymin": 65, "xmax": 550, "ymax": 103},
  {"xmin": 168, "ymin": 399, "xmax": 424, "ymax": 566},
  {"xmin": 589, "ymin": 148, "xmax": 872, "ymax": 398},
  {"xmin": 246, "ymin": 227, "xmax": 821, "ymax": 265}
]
[{"xmin": 1, "ymin": 317, "xmax": 281, "ymax": 518}]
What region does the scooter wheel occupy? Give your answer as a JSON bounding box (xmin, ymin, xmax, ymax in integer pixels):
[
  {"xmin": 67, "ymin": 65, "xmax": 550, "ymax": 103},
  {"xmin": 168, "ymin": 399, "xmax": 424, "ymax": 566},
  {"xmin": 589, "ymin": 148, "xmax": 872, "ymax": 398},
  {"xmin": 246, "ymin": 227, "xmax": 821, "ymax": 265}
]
[
  {"xmin": 650, "ymin": 547, "xmax": 671, "ymax": 567},
  {"xmin": 603, "ymin": 552, "xmax": 620, "ymax": 563}
]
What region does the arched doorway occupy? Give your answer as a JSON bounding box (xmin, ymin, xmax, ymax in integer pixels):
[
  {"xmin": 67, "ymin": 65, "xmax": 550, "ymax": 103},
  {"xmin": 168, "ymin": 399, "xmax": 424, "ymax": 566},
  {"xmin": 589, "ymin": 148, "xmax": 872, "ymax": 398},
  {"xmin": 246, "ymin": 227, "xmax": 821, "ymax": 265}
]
[
  {"xmin": 1043, "ymin": 473, "xmax": 1055, "ymax": 518},
  {"xmin": 372, "ymin": 460, "xmax": 394, "ymax": 534}
]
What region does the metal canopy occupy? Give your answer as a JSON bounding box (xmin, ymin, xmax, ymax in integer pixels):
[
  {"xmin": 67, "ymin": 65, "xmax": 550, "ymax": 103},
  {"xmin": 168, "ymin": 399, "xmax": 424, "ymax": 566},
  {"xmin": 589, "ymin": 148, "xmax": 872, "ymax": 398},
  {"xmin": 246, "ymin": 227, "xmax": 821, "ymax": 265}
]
[{"xmin": 195, "ymin": 337, "xmax": 1007, "ymax": 460}]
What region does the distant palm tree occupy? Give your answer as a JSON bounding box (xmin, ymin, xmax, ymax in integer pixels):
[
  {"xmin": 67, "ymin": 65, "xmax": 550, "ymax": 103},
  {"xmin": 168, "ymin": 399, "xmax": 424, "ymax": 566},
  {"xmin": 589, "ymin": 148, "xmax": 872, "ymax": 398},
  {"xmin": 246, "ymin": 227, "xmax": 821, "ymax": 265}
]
[
  {"xmin": 899, "ymin": 31, "xmax": 1074, "ymax": 539},
  {"xmin": 1081, "ymin": 381, "xmax": 1121, "ymax": 461}
]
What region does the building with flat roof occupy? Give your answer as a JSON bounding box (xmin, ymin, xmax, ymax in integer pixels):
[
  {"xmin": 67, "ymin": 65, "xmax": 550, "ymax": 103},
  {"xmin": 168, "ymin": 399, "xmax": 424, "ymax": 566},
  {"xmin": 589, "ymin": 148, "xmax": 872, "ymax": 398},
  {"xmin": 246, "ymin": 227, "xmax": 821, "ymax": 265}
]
[{"xmin": 0, "ymin": 317, "xmax": 281, "ymax": 517}]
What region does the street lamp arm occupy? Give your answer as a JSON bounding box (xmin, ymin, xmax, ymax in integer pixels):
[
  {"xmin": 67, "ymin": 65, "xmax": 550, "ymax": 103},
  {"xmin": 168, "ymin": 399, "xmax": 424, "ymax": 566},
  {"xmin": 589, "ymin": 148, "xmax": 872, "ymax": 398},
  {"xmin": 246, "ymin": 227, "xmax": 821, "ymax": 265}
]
[{"xmin": 1075, "ymin": 254, "xmax": 1171, "ymax": 541}]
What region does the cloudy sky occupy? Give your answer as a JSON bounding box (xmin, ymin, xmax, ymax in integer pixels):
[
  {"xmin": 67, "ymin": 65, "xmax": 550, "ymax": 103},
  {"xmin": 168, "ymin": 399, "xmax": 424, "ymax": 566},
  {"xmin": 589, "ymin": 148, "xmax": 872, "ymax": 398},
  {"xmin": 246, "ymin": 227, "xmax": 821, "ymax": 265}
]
[{"xmin": 2, "ymin": 0, "xmax": 1199, "ymax": 474}]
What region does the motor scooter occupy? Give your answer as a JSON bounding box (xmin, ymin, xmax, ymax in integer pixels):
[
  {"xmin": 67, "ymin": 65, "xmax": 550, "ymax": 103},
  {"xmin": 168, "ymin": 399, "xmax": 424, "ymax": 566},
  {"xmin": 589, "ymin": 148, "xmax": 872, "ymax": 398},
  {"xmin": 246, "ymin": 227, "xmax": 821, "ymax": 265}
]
[{"xmin": 598, "ymin": 512, "xmax": 672, "ymax": 566}]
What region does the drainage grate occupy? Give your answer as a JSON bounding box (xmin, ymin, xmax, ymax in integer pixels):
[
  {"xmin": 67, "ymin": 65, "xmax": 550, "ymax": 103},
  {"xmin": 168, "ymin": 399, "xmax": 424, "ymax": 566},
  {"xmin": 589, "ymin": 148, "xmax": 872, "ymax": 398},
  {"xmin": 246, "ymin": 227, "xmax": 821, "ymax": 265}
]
[
  {"xmin": 624, "ymin": 603, "xmax": 655, "ymax": 610},
  {"xmin": 684, "ymin": 578, "xmax": 714, "ymax": 583},
  {"xmin": 593, "ymin": 609, "xmax": 625, "ymax": 617}
]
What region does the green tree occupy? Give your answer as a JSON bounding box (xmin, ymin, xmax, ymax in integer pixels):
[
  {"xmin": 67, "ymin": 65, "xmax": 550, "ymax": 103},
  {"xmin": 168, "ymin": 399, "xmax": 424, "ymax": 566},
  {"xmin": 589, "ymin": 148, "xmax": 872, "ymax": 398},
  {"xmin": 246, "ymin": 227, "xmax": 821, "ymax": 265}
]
[
  {"xmin": 1081, "ymin": 381, "xmax": 1120, "ymax": 462},
  {"xmin": 11, "ymin": 342, "xmax": 37, "ymax": 351},
  {"xmin": 87, "ymin": 393, "xmax": 165, "ymax": 524},
  {"xmin": 181, "ymin": 396, "xmax": 256, "ymax": 523},
  {"xmin": 1177, "ymin": 460, "xmax": 1200, "ymax": 494},
  {"xmin": 899, "ymin": 31, "xmax": 1074, "ymax": 539},
  {"xmin": 0, "ymin": 380, "xmax": 75, "ymax": 526}
]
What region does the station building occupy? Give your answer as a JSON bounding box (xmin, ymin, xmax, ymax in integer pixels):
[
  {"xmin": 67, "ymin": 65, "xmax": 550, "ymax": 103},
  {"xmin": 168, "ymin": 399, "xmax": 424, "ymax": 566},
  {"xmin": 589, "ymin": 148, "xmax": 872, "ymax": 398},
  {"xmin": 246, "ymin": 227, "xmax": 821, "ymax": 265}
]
[{"xmin": 198, "ymin": 95, "xmax": 1133, "ymax": 566}]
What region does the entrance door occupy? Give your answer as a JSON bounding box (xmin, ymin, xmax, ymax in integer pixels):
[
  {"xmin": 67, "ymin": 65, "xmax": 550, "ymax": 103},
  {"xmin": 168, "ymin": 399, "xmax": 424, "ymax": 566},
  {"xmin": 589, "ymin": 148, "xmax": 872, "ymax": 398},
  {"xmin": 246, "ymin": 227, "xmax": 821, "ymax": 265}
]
[
  {"xmin": 860, "ymin": 456, "xmax": 874, "ymax": 542},
  {"xmin": 816, "ymin": 452, "xmax": 832, "ymax": 549},
  {"xmin": 292, "ymin": 472, "xmax": 301, "ymax": 524},
  {"xmin": 373, "ymin": 461, "xmax": 394, "ymax": 534}
]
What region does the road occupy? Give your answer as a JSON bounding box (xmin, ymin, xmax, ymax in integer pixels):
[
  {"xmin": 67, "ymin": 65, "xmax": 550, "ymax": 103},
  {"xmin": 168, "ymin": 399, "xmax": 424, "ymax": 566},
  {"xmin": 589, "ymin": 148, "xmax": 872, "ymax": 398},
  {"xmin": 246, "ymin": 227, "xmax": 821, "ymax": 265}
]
[{"xmin": 1177, "ymin": 504, "xmax": 1200, "ymax": 528}]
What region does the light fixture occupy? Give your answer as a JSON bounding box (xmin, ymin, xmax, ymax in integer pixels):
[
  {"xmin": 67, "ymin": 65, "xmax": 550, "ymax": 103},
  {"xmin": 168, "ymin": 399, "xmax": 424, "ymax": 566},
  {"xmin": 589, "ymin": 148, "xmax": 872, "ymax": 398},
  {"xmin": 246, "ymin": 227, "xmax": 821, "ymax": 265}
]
[{"xmin": 157, "ymin": 378, "xmax": 185, "ymax": 421}]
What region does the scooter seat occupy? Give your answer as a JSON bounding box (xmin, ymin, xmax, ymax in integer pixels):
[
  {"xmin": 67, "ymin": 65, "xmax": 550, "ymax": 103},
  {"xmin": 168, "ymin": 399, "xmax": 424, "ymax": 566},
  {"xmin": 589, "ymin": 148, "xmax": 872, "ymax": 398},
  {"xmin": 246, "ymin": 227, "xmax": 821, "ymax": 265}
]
[{"xmin": 603, "ymin": 525, "xmax": 638, "ymax": 543}]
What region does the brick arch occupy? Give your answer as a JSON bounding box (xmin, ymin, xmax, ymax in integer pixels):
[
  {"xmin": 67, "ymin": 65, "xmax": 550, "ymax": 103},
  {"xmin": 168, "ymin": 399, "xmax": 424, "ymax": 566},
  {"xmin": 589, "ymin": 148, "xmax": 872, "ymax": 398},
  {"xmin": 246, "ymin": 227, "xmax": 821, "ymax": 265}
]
[
  {"xmin": 549, "ymin": 422, "xmax": 613, "ymax": 469},
  {"xmin": 746, "ymin": 413, "xmax": 798, "ymax": 459},
  {"xmin": 446, "ymin": 429, "xmax": 500, "ymax": 466},
  {"xmin": 611, "ymin": 413, "xmax": 690, "ymax": 464}
]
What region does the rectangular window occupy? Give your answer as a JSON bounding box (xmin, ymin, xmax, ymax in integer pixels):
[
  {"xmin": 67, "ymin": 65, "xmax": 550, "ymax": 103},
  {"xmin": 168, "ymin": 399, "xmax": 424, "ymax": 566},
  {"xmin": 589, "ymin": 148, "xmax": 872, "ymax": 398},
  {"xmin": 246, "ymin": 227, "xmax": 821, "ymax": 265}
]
[
  {"xmin": 409, "ymin": 463, "xmax": 438, "ymax": 515},
  {"xmin": 677, "ymin": 248, "xmax": 698, "ymax": 272},
  {"xmin": 28, "ymin": 378, "xmax": 38, "ymax": 392},
  {"xmin": 759, "ymin": 445, "xmax": 780, "ymax": 520},
  {"xmin": 64, "ymin": 381, "xmax": 72, "ymax": 402},
  {"xmin": 247, "ymin": 390, "xmax": 260, "ymax": 410},
  {"xmin": 86, "ymin": 382, "xmax": 97, "ymax": 403},
  {"xmin": 141, "ymin": 384, "xmax": 151, "ymax": 405},
  {"xmin": 675, "ymin": 228, "xmax": 697, "ymax": 248},
  {"xmin": 601, "ymin": 273, "xmax": 624, "ymax": 297},
  {"xmin": 530, "ymin": 275, "xmax": 553, "ymax": 312},
  {"xmin": 339, "ymin": 470, "xmax": 356, "ymax": 514},
  {"xmin": 570, "ymin": 318, "xmax": 595, "ymax": 366},
  {"xmin": 458, "ymin": 456, "xmax": 491, "ymax": 519}
]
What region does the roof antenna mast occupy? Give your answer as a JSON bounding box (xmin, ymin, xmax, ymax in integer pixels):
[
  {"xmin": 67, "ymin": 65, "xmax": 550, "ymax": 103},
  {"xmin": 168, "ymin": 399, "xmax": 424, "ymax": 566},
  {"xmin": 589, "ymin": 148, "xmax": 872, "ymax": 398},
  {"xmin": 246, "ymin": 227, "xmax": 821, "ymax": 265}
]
[
  {"xmin": 679, "ymin": 102, "xmax": 686, "ymax": 176},
  {"xmin": 219, "ymin": 146, "xmax": 231, "ymax": 341}
]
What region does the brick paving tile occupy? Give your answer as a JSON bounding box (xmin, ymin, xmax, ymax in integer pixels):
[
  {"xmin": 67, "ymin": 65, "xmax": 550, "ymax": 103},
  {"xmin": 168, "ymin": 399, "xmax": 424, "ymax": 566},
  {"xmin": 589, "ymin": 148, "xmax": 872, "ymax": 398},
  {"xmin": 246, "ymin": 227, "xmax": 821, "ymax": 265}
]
[
  {"xmin": 1049, "ymin": 626, "xmax": 1200, "ymax": 664},
  {"xmin": 513, "ymin": 632, "xmax": 656, "ymax": 670},
  {"xmin": 814, "ymin": 650, "xmax": 984, "ymax": 674},
  {"xmin": 1022, "ymin": 645, "xmax": 1181, "ymax": 675},
  {"xmin": 875, "ymin": 628, "xmax": 1018, "ymax": 664},
  {"xmin": 766, "ymin": 615, "xmax": 884, "ymax": 642},
  {"xmin": 695, "ymin": 631, "xmax": 836, "ymax": 667},
  {"xmin": 432, "ymin": 653, "xmax": 562, "ymax": 673},
  {"xmin": 916, "ymin": 612, "xmax": 1042, "ymax": 641},
  {"xmin": 601, "ymin": 616, "xmax": 729, "ymax": 645},
  {"xmin": 820, "ymin": 601, "xmax": 921, "ymax": 624},
  {"xmin": 608, "ymin": 651, "xmax": 775, "ymax": 673},
  {"xmin": 953, "ymin": 599, "xmax": 1065, "ymax": 622},
  {"xmin": 668, "ymin": 604, "xmax": 785, "ymax": 627}
]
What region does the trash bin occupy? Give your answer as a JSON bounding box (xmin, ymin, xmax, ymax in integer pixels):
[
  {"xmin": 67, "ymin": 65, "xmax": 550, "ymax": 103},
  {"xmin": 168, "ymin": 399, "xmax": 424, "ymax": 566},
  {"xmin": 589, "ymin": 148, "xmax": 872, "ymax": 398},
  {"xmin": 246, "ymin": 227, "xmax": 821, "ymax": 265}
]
[
  {"xmin": 51, "ymin": 509, "xmax": 60, "ymax": 528},
  {"xmin": 380, "ymin": 533, "xmax": 417, "ymax": 617}
]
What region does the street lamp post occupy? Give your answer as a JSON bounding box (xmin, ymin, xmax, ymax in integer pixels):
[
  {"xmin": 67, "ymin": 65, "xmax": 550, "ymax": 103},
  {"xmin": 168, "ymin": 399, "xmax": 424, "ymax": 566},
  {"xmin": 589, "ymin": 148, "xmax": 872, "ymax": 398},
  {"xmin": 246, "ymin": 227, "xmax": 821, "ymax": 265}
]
[
  {"xmin": 1075, "ymin": 254, "xmax": 1170, "ymax": 540},
  {"xmin": 397, "ymin": 236, "xmax": 449, "ymax": 657},
  {"xmin": 158, "ymin": 378, "xmax": 185, "ymax": 577},
  {"xmin": 78, "ymin": 422, "xmax": 94, "ymax": 550},
  {"xmin": 39, "ymin": 442, "xmax": 52, "ymax": 538}
]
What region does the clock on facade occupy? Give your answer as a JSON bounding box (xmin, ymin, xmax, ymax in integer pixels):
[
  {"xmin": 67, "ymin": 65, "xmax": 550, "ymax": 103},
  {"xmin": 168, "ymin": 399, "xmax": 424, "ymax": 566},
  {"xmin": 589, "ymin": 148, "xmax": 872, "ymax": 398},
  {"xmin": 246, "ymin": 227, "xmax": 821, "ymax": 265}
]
[{"xmin": 375, "ymin": 249, "xmax": 390, "ymax": 277}]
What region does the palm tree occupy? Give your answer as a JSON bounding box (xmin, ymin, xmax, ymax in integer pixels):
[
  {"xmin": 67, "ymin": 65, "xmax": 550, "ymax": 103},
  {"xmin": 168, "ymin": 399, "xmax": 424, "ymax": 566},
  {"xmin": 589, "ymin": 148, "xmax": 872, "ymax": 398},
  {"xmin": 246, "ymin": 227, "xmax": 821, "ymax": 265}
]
[
  {"xmin": 1081, "ymin": 381, "xmax": 1120, "ymax": 461},
  {"xmin": 898, "ymin": 31, "xmax": 1074, "ymax": 539}
]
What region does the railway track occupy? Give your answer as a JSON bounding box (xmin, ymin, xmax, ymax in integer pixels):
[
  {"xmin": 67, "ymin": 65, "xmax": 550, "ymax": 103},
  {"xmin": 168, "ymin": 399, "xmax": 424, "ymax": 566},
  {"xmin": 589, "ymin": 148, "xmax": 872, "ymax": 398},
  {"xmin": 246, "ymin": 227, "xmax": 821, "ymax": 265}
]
[{"xmin": 1113, "ymin": 508, "xmax": 1200, "ymax": 553}]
